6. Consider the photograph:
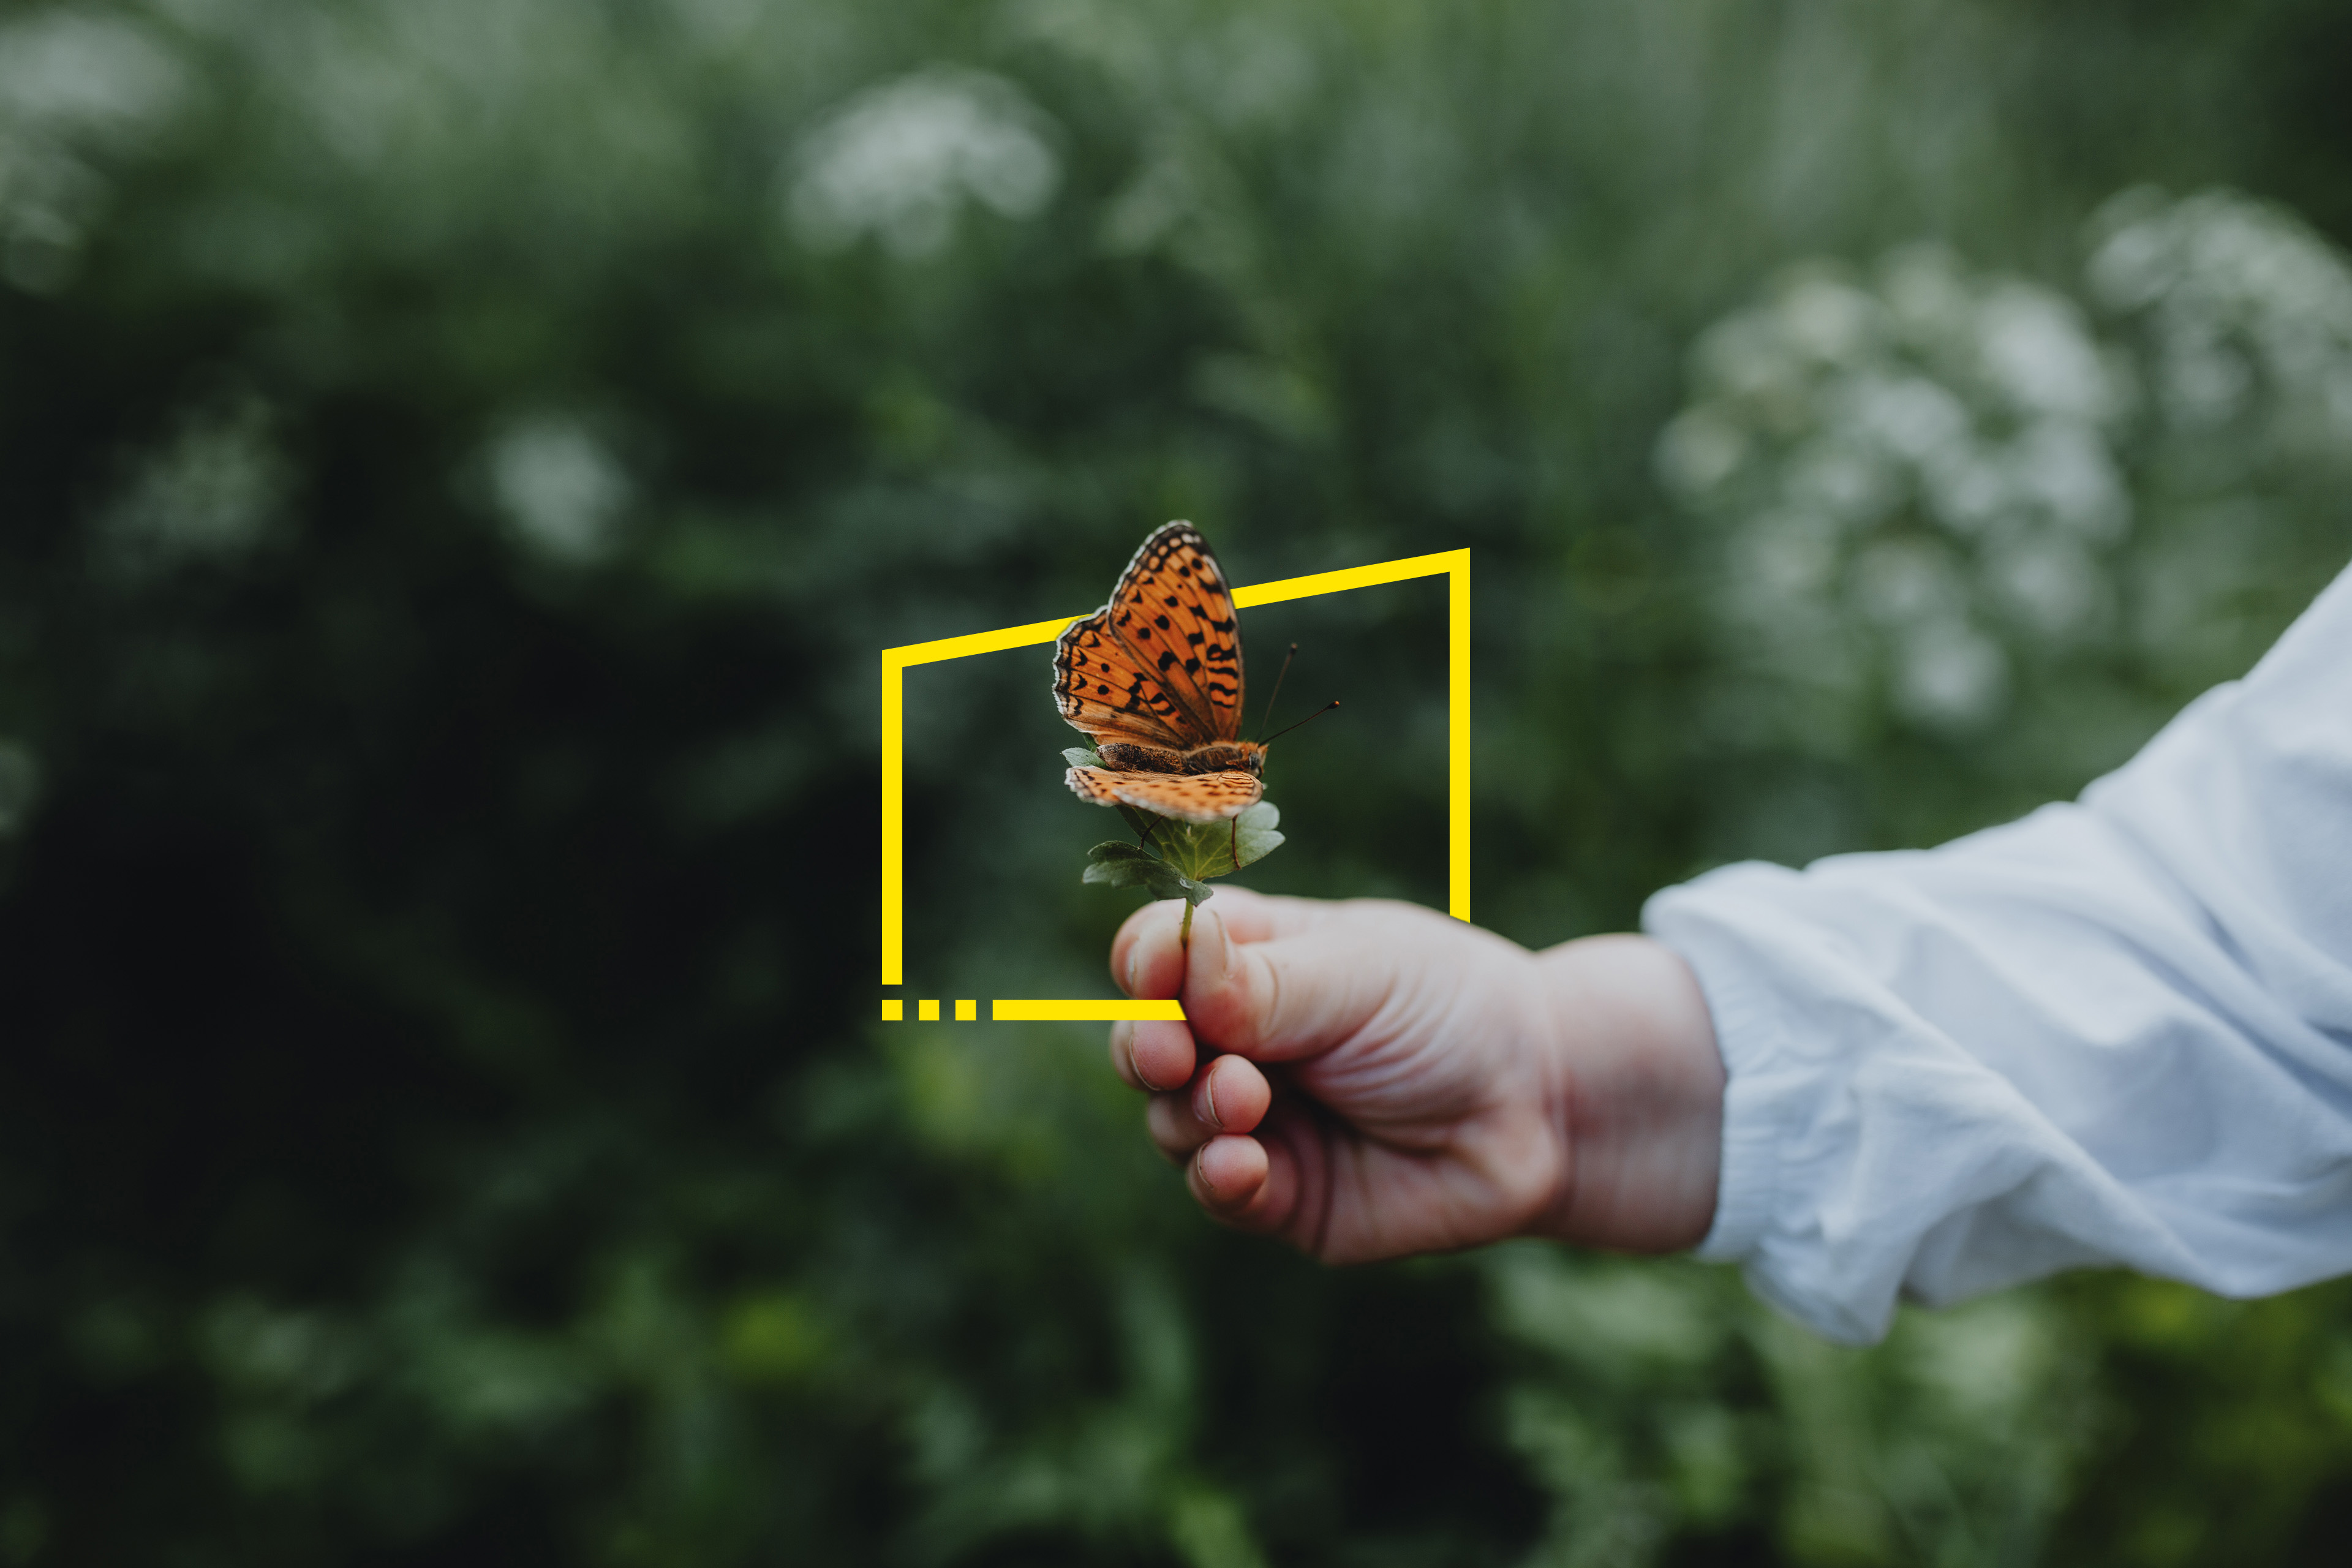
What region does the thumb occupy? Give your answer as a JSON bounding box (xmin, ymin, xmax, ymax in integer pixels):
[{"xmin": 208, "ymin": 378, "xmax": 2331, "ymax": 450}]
[{"xmin": 1178, "ymin": 901, "xmax": 1385, "ymax": 1062}]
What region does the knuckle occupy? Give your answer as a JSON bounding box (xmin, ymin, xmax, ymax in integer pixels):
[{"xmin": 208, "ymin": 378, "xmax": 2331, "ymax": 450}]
[
  {"xmin": 1250, "ymin": 949, "xmax": 1284, "ymax": 1046},
  {"xmin": 1200, "ymin": 950, "xmax": 1277, "ymax": 1052}
]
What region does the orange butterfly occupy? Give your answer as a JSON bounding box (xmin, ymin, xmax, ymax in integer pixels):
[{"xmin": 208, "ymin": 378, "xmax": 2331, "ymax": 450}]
[{"xmin": 1054, "ymin": 522, "xmax": 1268, "ymax": 825}]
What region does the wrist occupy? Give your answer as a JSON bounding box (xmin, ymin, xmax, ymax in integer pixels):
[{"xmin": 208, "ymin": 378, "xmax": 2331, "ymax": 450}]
[{"xmin": 1526, "ymin": 933, "xmax": 1725, "ymax": 1253}]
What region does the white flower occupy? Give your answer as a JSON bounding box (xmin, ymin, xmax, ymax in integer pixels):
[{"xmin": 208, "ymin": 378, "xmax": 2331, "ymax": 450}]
[
  {"xmin": 1654, "ymin": 406, "xmax": 1750, "ymax": 499},
  {"xmin": 0, "ymin": 11, "xmax": 185, "ymax": 290},
  {"xmin": 787, "ymin": 66, "xmax": 1060, "ymax": 257},
  {"xmin": 1894, "ymin": 619, "xmax": 2008, "ymax": 729},
  {"xmin": 0, "ymin": 12, "xmax": 184, "ymax": 139},
  {"xmin": 2089, "ymin": 187, "xmax": 2352, "ymax": 443},
  {"xmin": 489, "ymin": 417, "xmax": 630, "ymax": 566},
  {"xmin": 1977, "ymin": 286, "xmax": 2115, "ymax": 421}
]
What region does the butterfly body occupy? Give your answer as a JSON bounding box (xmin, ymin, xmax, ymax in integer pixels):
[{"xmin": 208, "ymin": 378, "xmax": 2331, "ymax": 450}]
[
  {"xmin": 1095, "ymin": 740, "xmax": 1265, "ymax": 776},
  {"xmin": 1054, "ymin": 522, "xmax": 1266, "ymax": 825}
]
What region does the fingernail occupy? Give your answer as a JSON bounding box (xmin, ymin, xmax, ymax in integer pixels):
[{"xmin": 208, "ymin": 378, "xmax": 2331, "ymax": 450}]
[
  {"xmin": 1199, "ymin": 909, "xmax": 1231, "ymax": 984},
  {"xmin": 1109, "ymin": 1019, "xmax": 1133, "ymax": 1058},
  {"xmin": 1125, "ymin": 944, "xmax": 1141, "ymax": 996},
  {"xmin": 1200, "ymin": 1068, "xmax": 1224, "ymax": 1131}
]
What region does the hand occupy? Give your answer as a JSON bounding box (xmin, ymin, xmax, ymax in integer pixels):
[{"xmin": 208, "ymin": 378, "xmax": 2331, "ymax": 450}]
[{"xmin": 1107, "ymin": 888, "xmax": 1724, "ymax": 1262}]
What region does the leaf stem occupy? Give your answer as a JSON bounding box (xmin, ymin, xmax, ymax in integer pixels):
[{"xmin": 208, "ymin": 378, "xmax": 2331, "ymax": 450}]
[{"xmin": 1178, "ymin": 900, "xmax": 1194, "ymax": 949}]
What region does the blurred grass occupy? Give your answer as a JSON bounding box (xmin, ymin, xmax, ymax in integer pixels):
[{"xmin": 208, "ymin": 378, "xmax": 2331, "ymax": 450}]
[{"xmin": 5, "ymin": 0, "xmax": 2352, "ymax": 1561}]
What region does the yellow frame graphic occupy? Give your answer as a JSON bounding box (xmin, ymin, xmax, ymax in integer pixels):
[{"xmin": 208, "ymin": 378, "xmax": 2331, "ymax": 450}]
[{"xmin": 881, "ymin": 547, "xmax": 1469, "ymax": 1022}]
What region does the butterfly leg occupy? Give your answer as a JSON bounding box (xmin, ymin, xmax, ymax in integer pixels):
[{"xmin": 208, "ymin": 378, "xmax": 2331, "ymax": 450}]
[{"xmin": 1229, "ymin": 813, "xmax": 1238, "ymax": 872}]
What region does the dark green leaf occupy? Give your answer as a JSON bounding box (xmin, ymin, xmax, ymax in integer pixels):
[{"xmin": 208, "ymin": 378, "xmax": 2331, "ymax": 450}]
[
  {"xmin": 1082, "ymin": 840, "xmax": 1213, "ymax": 905},
  {"xmin": 1136, "ymin": 799, "xmax": 1285, "ymax": 881},
  {"xmin": 1232, "ymin": 801, "xmax": 1284, "ymax": 870}
]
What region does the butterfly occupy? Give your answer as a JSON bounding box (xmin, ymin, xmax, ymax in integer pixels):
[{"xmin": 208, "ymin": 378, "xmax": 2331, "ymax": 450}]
[{"xmin": 1053, "ymin": 521, "xmax": 1268, "ymax": 826}]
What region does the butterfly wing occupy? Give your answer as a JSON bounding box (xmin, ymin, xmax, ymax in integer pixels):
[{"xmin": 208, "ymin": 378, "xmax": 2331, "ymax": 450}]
[
  {"xmin": 1052, "ymin": 610, "xmax": 1201, "ymax": 750},
  {"xmin": 1052, "ymin": 522, "xmax": 1246, "ymax": 748},
  {"xmin": 1066, "ymin": 766, "xmax": 1263, "ymax": 824}
]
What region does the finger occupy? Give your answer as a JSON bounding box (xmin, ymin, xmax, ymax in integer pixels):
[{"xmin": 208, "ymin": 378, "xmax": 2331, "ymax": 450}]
[
  {"xmin": 1195, "ymin": 1099, "xmax": 1324, "ymax": 1246},
  {"xmin": 1193, "ymin": 1052, "xmax": 1270, "ymax": 1133},
  {"xmin": 1108, "ymin": 1018, "xmax": 1196, "ymax": 1093},
  {"xmin": 1110, "ymin": 900, "xmax": 1187, "ymax": 999},
  {"xmin": 1145, "ymin": 1054, "xmax": 1273, "ymax": 1161},
  {"xmin": 1188, "ymin": 1134, "xmax": 1270, "ymax": 1212},
  {"xmin": 1145, "ymin": 1091, "xmax": 1202, "ymax": 1161}
]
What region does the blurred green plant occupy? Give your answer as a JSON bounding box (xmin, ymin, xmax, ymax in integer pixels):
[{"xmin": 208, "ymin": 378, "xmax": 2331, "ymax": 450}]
[{"xmin": 6, "ymin": 0, "xmax": 2352, "ymax": 1564}]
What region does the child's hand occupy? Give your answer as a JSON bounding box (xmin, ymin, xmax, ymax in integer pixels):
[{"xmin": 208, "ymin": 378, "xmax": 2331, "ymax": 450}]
[{"xmin": 1107, "ymin": 889, "xmax": 1724, "ymax": 1262}]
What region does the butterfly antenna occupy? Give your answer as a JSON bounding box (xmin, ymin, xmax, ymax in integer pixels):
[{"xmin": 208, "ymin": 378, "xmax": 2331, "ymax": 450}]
[
  {"xmin": 1254, "ymin": 644, "xmax": 1300, "ymax": 741},
  {"xmin": 1261, "ymin": 699, "xmax": 1339, "ymax": 746}
]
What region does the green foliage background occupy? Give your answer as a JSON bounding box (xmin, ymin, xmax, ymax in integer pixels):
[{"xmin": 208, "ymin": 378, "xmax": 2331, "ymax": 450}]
[{"xmin": 7, "ymin": 0, "xmax": 2352, "ymax": 1561}]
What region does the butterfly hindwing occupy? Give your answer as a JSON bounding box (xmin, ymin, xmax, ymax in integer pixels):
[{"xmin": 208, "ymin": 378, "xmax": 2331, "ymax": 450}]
[
  {"xmin": 1065, "ymin": 766, "xmax": 1263, "ymax": 824},
  {"xmin": 1052, "ymin": 522, "xmax": 1246, "ymax": 751}
]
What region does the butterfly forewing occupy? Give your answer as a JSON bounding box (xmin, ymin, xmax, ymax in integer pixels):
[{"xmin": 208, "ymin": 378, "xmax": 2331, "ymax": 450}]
[
  {"xmin": 1052, "ymin": 524, "xmax": 1247, "ymax": 750},
  {"xmin": 1050, "ymin": 612, "xmax": 1200, "ymax": 750},
  {"xmin": 1102, "ymin": 524, "xmax": 1247, "ymax": 744}
]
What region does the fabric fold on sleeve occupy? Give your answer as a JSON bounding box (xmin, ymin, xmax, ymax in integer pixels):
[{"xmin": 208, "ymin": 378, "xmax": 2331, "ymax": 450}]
[{"xmin": 1644, "ymin": 565, "xmax": 2352, "ymax": 1345}]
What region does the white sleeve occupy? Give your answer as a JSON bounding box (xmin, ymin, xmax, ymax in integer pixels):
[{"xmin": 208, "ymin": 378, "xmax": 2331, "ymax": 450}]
[{"xmin": 1643, "ymin": 565, "xmax": 2352, "ymax": 1345}]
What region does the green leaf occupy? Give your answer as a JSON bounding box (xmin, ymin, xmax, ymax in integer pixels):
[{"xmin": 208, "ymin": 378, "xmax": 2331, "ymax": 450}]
[
  {"xmin": 1082, "ymin": 840, "xmax": 1214, "ymax": 905},
  {"xmin": 1061, "ymin": 747, "xmax": 1104, "ymax": 769},
  {"xmin": 1233, "ymin": 801, "xmax": 1283, "ymax": 869},
  {"xmin": 1145, "ymin": 799, "xmax": 1284, "ymax": 881}
]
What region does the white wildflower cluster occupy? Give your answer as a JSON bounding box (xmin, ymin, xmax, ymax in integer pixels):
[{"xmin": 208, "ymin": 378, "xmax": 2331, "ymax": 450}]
[
  {"xmin": 1658, "ymin": 246, "xmax": 2132, "ymax": 733},
  {"xmin": 786, "ymin": 67, "xmax": 1061, "ymax": 258},
  {"xmin": 2087, "ymin": 187, "xmax": 2352, "ymax": 458},
  {"xmin": 1660, "ymin": 188, "xmax": 2352, "ymax": 742},
  {"xmin": 0, "ymin": 10, "xmax": 185, "ymax": 292}
]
